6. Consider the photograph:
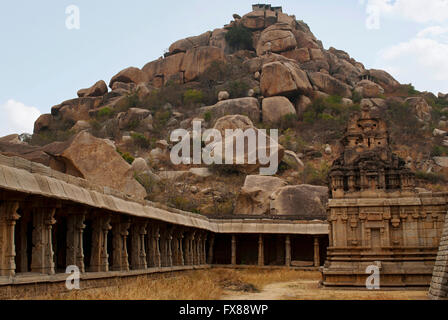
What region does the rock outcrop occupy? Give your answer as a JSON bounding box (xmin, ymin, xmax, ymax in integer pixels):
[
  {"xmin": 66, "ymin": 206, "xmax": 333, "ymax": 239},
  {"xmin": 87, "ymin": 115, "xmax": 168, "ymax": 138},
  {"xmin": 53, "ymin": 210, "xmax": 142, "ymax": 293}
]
[
  {"xmin": 261, "ymin": 60, "xmax": 312, "ymax": 97},
  {"xmin": 234, "ymin": 175, "xmax": 287, "ymax": 215},
  {"xmin": 270, "ymin": 184, "xmax": 328, "ymax": 218},
  {"xmin": 262, "ymin": 96, "xmax": 296, "ymax": 124},
  {"xmin": 44, "ymin": 131, "xmax": 147, "ymax": 199}
]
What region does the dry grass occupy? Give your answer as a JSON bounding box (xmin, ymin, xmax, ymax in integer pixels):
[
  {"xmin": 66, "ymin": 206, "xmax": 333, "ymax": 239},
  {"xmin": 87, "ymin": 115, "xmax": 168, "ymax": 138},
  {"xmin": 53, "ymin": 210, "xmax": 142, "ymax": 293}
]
[{"xmin": 24, "ymin": 268, "xmax": 428, "ymax": 300}]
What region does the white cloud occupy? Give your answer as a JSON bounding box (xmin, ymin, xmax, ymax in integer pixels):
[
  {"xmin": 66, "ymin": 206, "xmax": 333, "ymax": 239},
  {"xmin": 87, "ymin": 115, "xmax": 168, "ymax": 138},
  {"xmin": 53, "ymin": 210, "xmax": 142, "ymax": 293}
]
[
  {"xmin": 362, "ymin": 0, "xmax": 448, "ymax": 29},
  {"xmin": 0, "ymin": 99, "xmax": 41, "ymax": 137},
  {"xmin": 377, "ymin": 26, "xmax": 448, "ymax": 94}
]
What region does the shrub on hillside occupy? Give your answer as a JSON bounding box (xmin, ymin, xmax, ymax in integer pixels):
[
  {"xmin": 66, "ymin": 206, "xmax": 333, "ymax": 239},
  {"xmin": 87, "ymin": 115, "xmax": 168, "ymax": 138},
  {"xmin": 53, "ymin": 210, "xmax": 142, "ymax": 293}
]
[
  {"xmin": 183, "ymin": 89, "xmax": 204, "ymax": 106},
  {"xmin": 225, "ymin": 25, "xmax": 253, "ymax": 51}
]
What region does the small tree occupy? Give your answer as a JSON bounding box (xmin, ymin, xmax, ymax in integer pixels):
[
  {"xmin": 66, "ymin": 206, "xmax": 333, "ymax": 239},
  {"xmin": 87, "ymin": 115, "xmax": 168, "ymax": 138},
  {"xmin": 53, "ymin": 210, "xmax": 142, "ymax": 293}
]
[{"xmin": 225, "ymin": 25, "xmax": 253, "ymax": 51}]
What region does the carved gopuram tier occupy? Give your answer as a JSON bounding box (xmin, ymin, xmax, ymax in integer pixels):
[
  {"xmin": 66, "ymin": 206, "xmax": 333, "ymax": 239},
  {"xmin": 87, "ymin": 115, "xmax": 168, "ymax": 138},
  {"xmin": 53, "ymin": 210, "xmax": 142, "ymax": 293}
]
[
  {"xmin": 322, "ymin": 107, "xmax": 448, "ymax": 287},
  {"xmin": 329, "ymin": 107, "xmax": 415, "ymax": 199}
]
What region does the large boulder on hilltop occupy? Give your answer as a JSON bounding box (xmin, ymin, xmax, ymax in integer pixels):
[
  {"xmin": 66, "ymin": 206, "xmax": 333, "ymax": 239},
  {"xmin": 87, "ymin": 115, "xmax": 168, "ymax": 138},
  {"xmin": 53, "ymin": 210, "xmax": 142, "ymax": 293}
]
[
  {"xmin": 200, "ymin": 97, "xmax": 260, "ymax": 123},
  {"xmin": 181, "ymin": 46, "xmax": 226, "ymax": 82},
  {"xmin": 354, "ymin": 80, "xmax": 385, "ymax": 98},
  {"xmin": 262, "ymin": 96, "xmax": 296, "ymax": 124},
  {"xmin": 270, "ymin": 184, "xmax": 328, "ymax": 218},
  {"xmin": 292, "ymin": 29, "xmax": 320, "ymax": 49},
  {"xmin": 208, "ymin": 115, "xmax": 284, "ymax": 174},
  {"xmin": 142, "ymin": 53, "xmax": 185, "ymax": 86},
  {"xmin": 51, "ymin": 97, "xmax": 103, "ymax": 124},
  {"xmin": 369, "ymin": 69, "xmax": 400, "ymax": 90},
  {"xmin": 405, "ymin": 97, "xmax": 432, "ymax": 122},
  {"xmin": 261, "ymin": 61, "xmax": 312, "ymax": 97},
  {"xmin": 168, "ymin": 31, "xmax": 211, "ymax": 54},
  {"xmin": 210, "ymin": 28, "xmax": 230, "ymax": 54},
  {"xmin": 241, "ymin": 10, "xmax": 276, "ymax": 30},
  {"xmin": 109, "ymin": 67, "xmax": 149, "ymax": 89},
  {"xmin": 77, "ymin": 80, "xmax": 108, "ymax": 98},
  {"xmin": 234, "ymin": 175, "xmax": 287, "ymax": 215},
  {"xmin": 44, "ymin": 131, "xmax": 147, "ymax": 199},
  {"xmin": 256, "ymin": 23, "xmax": 297, "ymax": 56},
  {"xmin": 281, "ymin": 48, "xmax": 310, "ymax": 63},
  {"xmin": 308, "ymin": 72, "xmax": 352, "ymax": 98},
  {"xmin": 34, "ymin": 114, "xmax": 54, "ymax": 133}
]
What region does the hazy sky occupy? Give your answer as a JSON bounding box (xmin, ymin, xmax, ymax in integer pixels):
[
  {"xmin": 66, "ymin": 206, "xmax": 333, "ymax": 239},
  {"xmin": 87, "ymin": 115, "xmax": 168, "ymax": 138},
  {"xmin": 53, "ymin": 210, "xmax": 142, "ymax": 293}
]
[{"xmin": 1, "ymin": 0, "xmax": 448, "ymax": 136}]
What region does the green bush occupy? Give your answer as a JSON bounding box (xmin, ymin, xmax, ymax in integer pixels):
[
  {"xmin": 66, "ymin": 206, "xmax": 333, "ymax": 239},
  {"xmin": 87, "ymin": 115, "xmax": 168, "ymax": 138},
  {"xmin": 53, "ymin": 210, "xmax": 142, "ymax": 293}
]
[
  {"xmin": 131, "ymin": 132, "xmax": 151, "ymax": 149},
  {"xmin": 225, "ymin": 25, "xmax": 253, "ymax": 50},
  {"xmin": 97, "ymin": 107, "xmax": 113, "ymax": 118},
  {"xmin": 116, "ymin": 149, "xmax": 134, "ymax": 164},
  {"xmin": 204, "ymin": 111, "xmax": 212, "ymax": 123},
  {"xmin": 431, "ymin": 145, "xmax": 448, "ymax": 157},
  {"xmin": 183, "ymin": 89, "xmax": 204, "ymax": 106},
  {"xmin": 227, "ymin": 80, "xmax": 250, "ymax": 99}
]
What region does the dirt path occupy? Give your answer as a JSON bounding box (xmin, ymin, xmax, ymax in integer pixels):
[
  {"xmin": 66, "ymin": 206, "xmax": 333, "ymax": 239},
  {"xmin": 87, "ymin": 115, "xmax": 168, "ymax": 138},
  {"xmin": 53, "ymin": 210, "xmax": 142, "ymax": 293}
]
[{"xmin": 221, "ymin": 279, "xmax": 429, "ymax": 300}]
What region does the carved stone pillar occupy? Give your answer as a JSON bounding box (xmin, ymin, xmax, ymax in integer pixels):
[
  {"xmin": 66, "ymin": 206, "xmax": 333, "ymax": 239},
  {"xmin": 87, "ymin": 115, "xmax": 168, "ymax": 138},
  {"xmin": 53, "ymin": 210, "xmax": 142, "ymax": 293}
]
[
  {"xmin": 195, "ymin": 232, "xmax": 201, "ymax": 265},
  {"xmin": 258, "ymin": 234, "xmax": 264, "ymax": 266},
  {"xmin": 314, "ymin": 236, "xmax": 320, "ymax": 267},
  {"xmin": 31, "ymin": 207, "xmax": 56, "ymax": 275},
  {"xmin": 231, "ymin": 235, "xmax": 237, "ymax": 265},
  {"xmin": 207, "ymin": 234, "xmax": 215, "ymax": 264},
  {"xmin": 202, "ymin": 234, "xmax": 207, "ymax": 264},
  {"xmin": 66, "ymin": 212, "xmax": 86, "ymax": 272},
  {"xmin": 285, "ymin": 235, "xmax": 291, "ymax": 267},
  {"xmin": 130, "ymin": 221, "xmax": 147, "ymax": 270},
  {"xmin": 0, "ymin": 201, "xmax": 20, "ymax": 276},
  {"xmin": 167, "ymin": 228, "xmax": 173, "ymax": 267},
  {"xmin": 89, "ymin": 215, "xmax": 111, "ymax": 272},
  {"xmin": 177, "ymin": 231, "xmax": 184, "ymax": 266},
  {"xmin": 159, "ymin": 228, "xmax": 167, "ymax": 267},
  {"xmin": 111, "ymin": 218, "xmax": 130, "ymax": 271},
  {"xmin": 184, "ymin": 232, "xmax": 192, "ymax": 265},
  {"xmin": 147, "ymin": 225, "xmax": 161, "ymax": 268}
]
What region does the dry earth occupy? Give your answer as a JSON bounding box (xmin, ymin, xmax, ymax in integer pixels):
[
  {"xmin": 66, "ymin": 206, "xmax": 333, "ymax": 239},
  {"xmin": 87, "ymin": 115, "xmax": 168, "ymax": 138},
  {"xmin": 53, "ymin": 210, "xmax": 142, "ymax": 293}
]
[{"xmin": 24, "ymin": 268, "xmax": 428, "ymax": 300}]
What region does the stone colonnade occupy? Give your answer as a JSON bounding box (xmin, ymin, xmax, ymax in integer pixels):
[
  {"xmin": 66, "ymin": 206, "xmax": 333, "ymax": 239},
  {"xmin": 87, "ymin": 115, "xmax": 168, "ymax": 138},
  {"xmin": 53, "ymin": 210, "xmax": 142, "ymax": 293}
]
[{"xmin": 0, "ymin": 199, "xmax": 210, "ymax": 277}]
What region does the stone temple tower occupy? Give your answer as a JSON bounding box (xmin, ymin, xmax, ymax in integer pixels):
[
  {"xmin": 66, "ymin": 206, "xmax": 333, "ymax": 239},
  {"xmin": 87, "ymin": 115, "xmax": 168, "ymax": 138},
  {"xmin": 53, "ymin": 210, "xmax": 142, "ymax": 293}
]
[
  {"xmin": 322, "ymin": 106, "xmax": 448, "ymax": 287},
  {"xmin": 329, "ymin": 105, "xmax": 415, "ymax": 199}
]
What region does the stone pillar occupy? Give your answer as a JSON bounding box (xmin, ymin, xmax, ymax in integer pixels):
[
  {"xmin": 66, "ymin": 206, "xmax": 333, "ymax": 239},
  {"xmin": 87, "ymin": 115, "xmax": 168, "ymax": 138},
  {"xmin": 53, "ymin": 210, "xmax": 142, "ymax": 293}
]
[
  {"xmin": 111, "ymin": 218, "xmax": 130, "ymax": 271},
  {"xmin": 66, "ymin": 212, "xmax": 86, "ymax": 273},
  {"xmin": 31, "ymin": 207, "xmax": 56, "ymax": 275},
  {"xmin": 195, "ymin": 233, "xmax": 201, "ymax": 265},
  {"xmin": 314, "ymin": 236, "xmax": 320, "ymax": 267},
  {"xmin": 285, "ymin": 235, "xmax": 291, "ymax": 267},
  {"xmin": 190, "ymin": 231, "xmax": 196, "ymax": 265},
  {"xmin": 147, "ymin": 225, "xmax": 161, "ymax": 268},
  {"xmin": 0, "ymin": 201, "xmax": 20, "ymax": 276},
  {"xmin": 258, "ymin": 234, "xmax": 264, "ymax": 266},
  {"xmin": 202, "ymin": 234, "xmax": 207, "ymax": 264},
  {"xmin": 167, "ymin": 228, "xmax": 173, "ymax": 267},
  {"xmin": 159, "ymin": 229, "xmax": 167, "ymax": 267},
  {"xmin": 184, "ymin": 232, "xmax": 192, "ymax": 265},
  {"xmin": 89, "ymin": 215, "xmax": 111, "ymax": 272},
  {"xmin": 207, "ymin": 234, "xmax": 215, "ymax": 264},
  {"xmin": 231, "ymin": 235, "xmax": 237, "ymax": 265},
  {"xmin": 130, "ymin": 222, "xmax": 147, "ymax": 270},
  {"xmin": 177, "ymin": 231, "xmax": 184, "ymax": 266}
]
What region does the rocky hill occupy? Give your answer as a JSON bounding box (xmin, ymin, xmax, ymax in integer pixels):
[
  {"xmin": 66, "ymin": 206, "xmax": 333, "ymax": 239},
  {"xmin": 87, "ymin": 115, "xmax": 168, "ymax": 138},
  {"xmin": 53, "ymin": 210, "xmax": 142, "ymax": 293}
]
[{"xmin": 2, "ymin": 4, "xmax": 448, "ymax": 216}]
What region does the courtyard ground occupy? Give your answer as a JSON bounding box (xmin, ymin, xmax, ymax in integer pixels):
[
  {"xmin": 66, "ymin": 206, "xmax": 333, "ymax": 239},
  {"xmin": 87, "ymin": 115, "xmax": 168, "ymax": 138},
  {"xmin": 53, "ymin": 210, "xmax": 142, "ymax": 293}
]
[{"xmin": 25, "ymin": 268, "xmax": 428, "ymax": 300}]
